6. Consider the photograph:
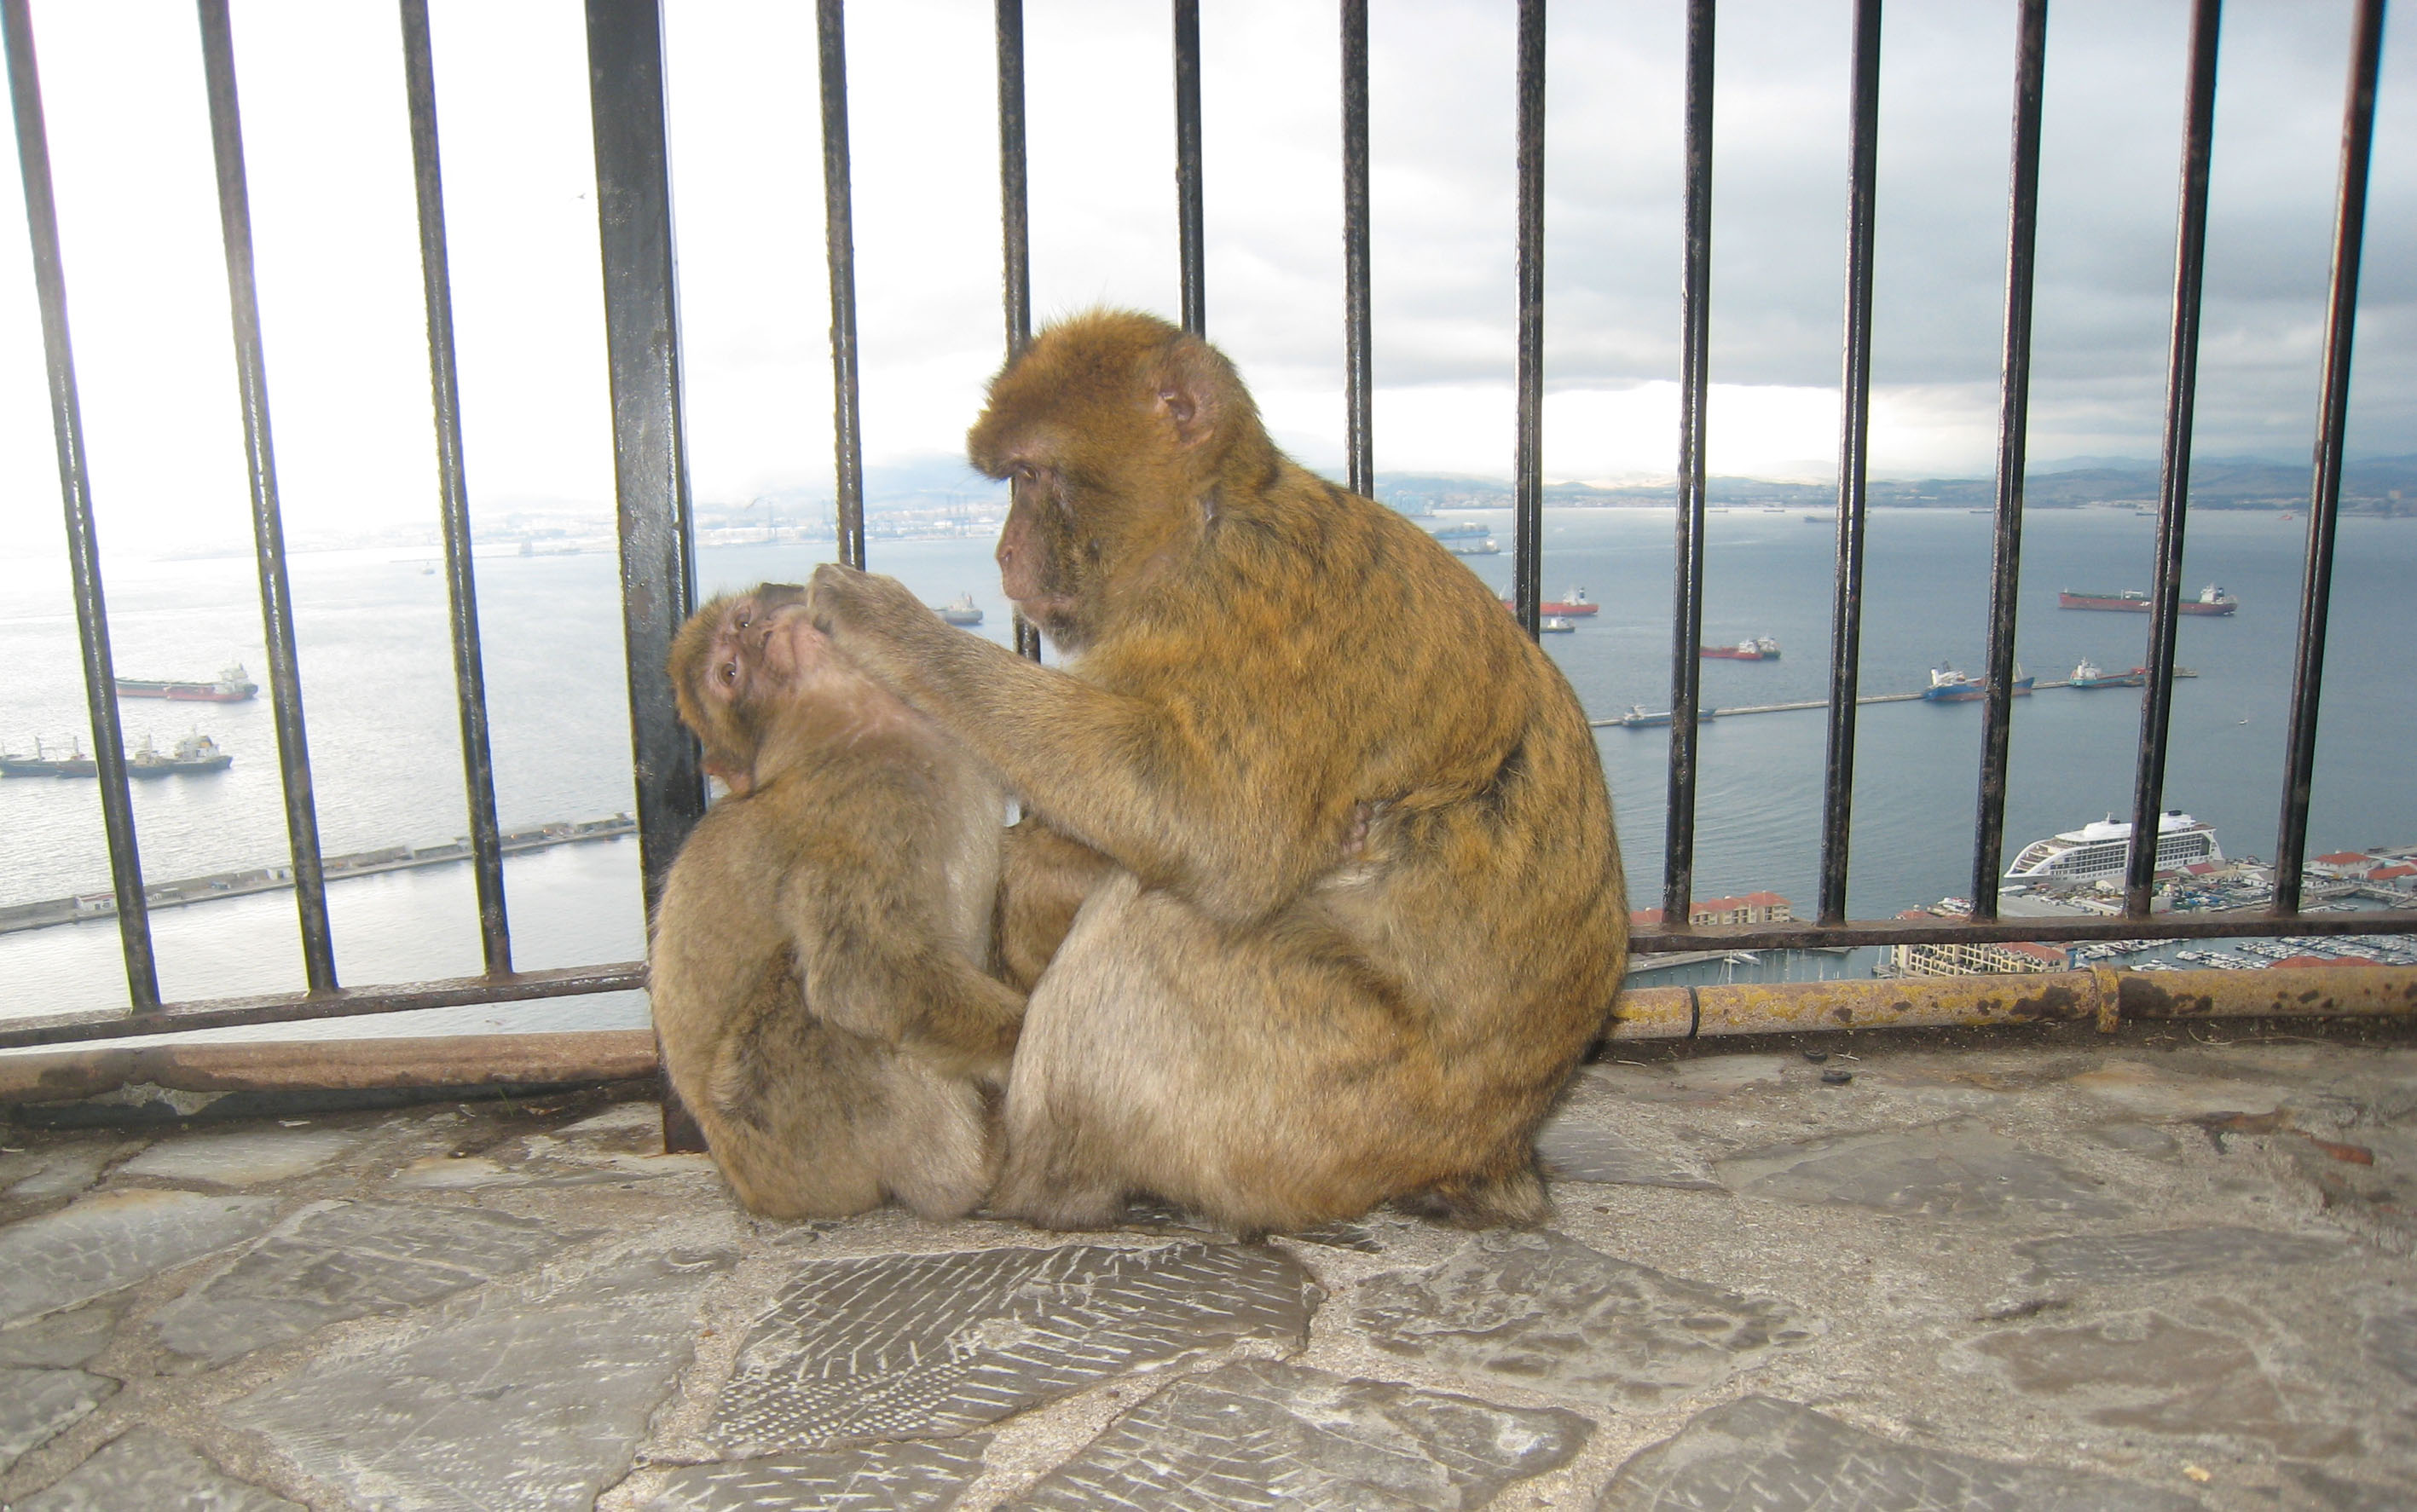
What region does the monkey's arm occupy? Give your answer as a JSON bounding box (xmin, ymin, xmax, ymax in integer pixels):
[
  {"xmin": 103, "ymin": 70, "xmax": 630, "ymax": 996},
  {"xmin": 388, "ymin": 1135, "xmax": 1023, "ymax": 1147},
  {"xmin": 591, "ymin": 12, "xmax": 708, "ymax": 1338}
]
[
  {"xmin": 805, "ymin": 567, "xmax": 1339, "ymax": 924},
  {"xmin": 785, "ymin": 867, "xmax": 1026, "ymax": 1084}
]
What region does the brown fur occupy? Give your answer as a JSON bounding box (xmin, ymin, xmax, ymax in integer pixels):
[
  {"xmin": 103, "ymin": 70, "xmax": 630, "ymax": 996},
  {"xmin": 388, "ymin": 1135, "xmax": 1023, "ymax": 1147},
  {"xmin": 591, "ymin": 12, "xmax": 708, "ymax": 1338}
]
[
  {"xmin": 651, "ymin": 587, "xmax": 1026, "ymax": 1219},
  {"xmin": 806, "ymin": 309, "xmax": 1628, "ymax": 1234}
]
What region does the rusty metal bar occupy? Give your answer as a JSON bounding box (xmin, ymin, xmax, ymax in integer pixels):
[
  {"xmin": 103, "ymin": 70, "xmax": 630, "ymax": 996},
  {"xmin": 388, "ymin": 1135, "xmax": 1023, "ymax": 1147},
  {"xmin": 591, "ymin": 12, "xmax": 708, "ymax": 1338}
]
[
  {"xmin": 1969, "ymin": 0, "xmax": 2049, "ymax": 922},
  {"xmin": 817, "ymin": 0, "xmax": 867, "ymax": 570},
  {"xmin": 3, "ymin": 0, "xmax": 159, "ymax": 1010},
  {"xmin": 1604, "ymin": 965, "xmax": 2417, "ymax": 1042},
  {"xmin": 1664, "ymin": 0, "xmax": 1715, "ymax": 923},
  {"xmin": 1627, "ymin": 907, "xmax": 2417, "ymax": 954},
  {"xmin": 1173, "ymin": 0, "xmax": 1204, "ymax": 334},
  {"xmin": 199, "ymin": 0, "xmax": 337, "ymax": 995},
  {"xmin": 2124, "ymin": 0, "xmax": 2223, "ymax": 916},
  {"xmin": 1342, "ymin": 0, "xmax": 1372, "ymax": 498},
  {"xmin": 1818, "ymin": 0, "xmax": 1882, "ymax": 926},
  {"xmin": 0, "ymin": 962, "xmax": 646, "ymax": 1052},
  {"xmin": 1511, "ymin": 0, "xmax": 1545, "ymax": 641},
  {"xmin": 0, "ymin": 1030, "xmax": 662, "ymax": 1105},
  {"xmin": 401, "ymin": 0, "xmax": 511, "ymax": 977},
  {"xmin": 2274, "ymin": 0, "xmax": 2385, "ymax": 914}
]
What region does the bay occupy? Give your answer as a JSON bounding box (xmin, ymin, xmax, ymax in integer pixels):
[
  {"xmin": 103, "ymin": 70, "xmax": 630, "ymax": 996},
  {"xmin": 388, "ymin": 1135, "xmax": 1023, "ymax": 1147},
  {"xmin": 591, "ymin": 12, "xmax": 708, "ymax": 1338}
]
[{"xmin": 0, "ymin": 504, "xmax": 2408, "ymax": 1032}]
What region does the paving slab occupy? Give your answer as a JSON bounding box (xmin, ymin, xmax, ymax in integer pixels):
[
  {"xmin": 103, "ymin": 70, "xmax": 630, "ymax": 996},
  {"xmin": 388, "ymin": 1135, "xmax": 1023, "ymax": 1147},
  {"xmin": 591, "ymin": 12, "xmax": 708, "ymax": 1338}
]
[
  {"xmin": 2362, "ymin": 1304, "xmax": 2417, "ymax": 1386},
  {"xmin": 1970, "ymin": 1309, "xmax": 2356, "ymax": 1457},
  {"xmin": 149, "ymin": 1199, "xmax": 592, "ymax": 1364},
  {"xmin": 1592, "ymin": 1396, "xmax": 2202, "ymax": 1511},
  {"xmin": 1534, "ymin": 1115, "xmax": 1720, "ymax": 1191},
  {"xmin": 642, "ymin": 1434, "xmax": 992, "ymax": 1511},
  {"xmin": 2012, "ymin": 1226, "xmax": 2349, "ymax": 1284},
  {"xmin": 2, "ymin": 1143, "xmax": 123, "ymax": 1200},
  {"xmin": 229, "ymin": 1251, "xmax": 733, "ymax": 1511},
  {"xmin": 1352, "ymin": 1230, "xmax": 1814, "ymax": 1408},
  {"xmin": 708, "ymin": 1241, "xmax": 1317, "ymax": 1456},
  {"xmin": 119, "ymin": 1128, "xmax": 361, "ymax": 1186},
  {"xmin": 0, "ymin": 1365, "xmax": 114, "ymax": 1472},
  {"xmin": 1714, "ymin": 1117, "xmax": 2130, "ymax": 1220},
  {"xmin": 0, "ymin": 1190, "xmax": 278, "ymax": 1325},
  {"xmin": 0, "ymin": 1302, "xmax": 119, "ymax": 1367},
  {"xmin": 16, "ymin": 1426, "xmax": 303, "ymax": 1512},
  {"xmin": 1004, "ymin": 1358, "xmax": 1588, "ymax": 1511}
]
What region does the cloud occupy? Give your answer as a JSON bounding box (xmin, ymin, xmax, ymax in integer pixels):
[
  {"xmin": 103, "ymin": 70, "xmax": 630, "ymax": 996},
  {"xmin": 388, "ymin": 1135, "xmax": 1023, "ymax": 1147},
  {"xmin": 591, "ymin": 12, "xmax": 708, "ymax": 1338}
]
[{"xmin": 0, "ymin": 0, "xmax": 2404, "ymax": 561}]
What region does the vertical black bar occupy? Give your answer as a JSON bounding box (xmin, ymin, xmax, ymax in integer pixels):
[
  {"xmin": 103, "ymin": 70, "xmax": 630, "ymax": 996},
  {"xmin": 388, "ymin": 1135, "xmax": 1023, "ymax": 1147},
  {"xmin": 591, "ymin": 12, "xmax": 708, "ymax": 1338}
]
[
  {"xmin": 401, "ymin": 0, "xmax": 511, "ymax": 976},
  {"xmin": 2125, "ymin": 0, "xmax": 2222, "ymax": 917},
  {"xmin": 3, "ymin": 0, "xmax": 159, "ymax": 1009},
  {"xmin": 817, "ymin": 0, "xmax": 866, "ymax": 570},
  {"xmin": 1512, "ymin": 0, "xmax": 1544, "ymax": 640},
  {"xmin": 1968, "ymin": 0, "xmax": 2049, "ymax": 920},
  {"xmin": 585, "ymin": 0, "xmax": 701, "ymax": 902},
  {"xmin": 2274, "ymin": 0, "xmax": 2385, "ymax": 915},
  {"xmin": 997, "ymin": 0, "xmax": 1042, "ymax": 661},
  {"xmin": 1173, "ymin": 0, "xmax": 1205, "ymax": 335},
  {"xmin": 1342, "ymin": 0, "xmax": 1373, "ymax": 497},
  {"xmin": 1664, "ymin": 0, "xmax": 1714, "ymax": 925},
  {"xmin": 197, "ymin": 0, "xmax": 335, "ymax": 994},
  {"xmin": 1818, "ymin": 0, "xmax": 1884, "ymax": 926},
  {"xmin": 587, "ymin": 0, "xmax": 705, "ymax": 1156}
]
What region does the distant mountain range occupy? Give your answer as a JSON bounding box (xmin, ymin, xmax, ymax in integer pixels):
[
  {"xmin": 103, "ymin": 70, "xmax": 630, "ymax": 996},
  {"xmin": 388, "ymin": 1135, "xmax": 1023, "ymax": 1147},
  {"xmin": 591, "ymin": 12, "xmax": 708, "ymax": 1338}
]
[{"xmin": 1377, "ymin": 455, "xmax": 2417, "ymax": 517}]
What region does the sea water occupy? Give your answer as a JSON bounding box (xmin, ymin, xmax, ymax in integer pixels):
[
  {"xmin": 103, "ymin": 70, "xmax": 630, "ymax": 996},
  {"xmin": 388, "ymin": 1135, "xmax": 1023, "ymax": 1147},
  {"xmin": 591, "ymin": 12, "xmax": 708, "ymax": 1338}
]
[{"xmin": 0, "ymin": 505, "xmax": 2408, "ymax": 1031}]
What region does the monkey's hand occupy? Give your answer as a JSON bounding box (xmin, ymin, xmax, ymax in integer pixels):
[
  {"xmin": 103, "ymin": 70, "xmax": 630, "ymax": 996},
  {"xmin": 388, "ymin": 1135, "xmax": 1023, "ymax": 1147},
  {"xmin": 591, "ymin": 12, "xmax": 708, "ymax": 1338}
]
[{"xmin": 807, "ymin": 562, "xmax": 1004, "ymax": 717}]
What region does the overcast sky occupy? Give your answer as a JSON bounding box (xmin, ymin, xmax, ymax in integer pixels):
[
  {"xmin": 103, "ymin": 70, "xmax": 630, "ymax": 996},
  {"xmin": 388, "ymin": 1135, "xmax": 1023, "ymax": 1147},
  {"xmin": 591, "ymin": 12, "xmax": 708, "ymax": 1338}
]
[{"xmin": 0, "ymin": 0, "xmax": 2405, "ymax": 558}]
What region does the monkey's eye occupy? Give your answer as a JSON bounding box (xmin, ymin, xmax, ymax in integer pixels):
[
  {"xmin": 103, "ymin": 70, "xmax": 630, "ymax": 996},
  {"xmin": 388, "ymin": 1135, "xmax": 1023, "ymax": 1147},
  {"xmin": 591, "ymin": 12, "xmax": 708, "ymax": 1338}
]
[{"xmin": 719, "ymin": 661, "xmax": 738, "ymax": 685}]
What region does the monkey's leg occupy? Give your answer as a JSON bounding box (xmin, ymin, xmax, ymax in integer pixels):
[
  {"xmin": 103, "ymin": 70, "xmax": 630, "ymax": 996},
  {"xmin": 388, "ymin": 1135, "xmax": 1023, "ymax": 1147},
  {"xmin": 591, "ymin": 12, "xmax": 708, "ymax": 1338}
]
[
  {"xmin": 999, "ymin": 874, "xmax": 1466, "ymax": 1235},
  {"xmin": 791, "ymin": 882, "xmax": 1026, "ymax": 1082},
  {"xmin": 995, "ymin": 817, "xmax": 1115, "ymax": 993}
]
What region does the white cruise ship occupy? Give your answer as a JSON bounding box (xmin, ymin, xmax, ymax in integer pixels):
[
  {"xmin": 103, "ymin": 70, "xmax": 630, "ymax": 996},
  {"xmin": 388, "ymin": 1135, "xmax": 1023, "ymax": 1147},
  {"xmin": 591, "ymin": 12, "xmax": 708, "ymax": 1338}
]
[{"xmin": 2004, "ymin": 811, "xmax": 2222, "ymax": 884}]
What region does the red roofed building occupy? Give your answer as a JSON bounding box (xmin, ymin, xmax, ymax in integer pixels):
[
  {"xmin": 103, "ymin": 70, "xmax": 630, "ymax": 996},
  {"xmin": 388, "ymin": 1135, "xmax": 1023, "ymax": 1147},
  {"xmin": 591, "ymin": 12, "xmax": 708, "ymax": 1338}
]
[
  {"xmin": 2369, "ymin": 864, "xmax": 2417, "ymax": 887},
  {"xmin": 1632, "ymin": 892, "xmax": 1795, "ymax": 928},
  {"xmin": 2310, "ymin": 851, "xmax": 2379, "ymax": 878}
]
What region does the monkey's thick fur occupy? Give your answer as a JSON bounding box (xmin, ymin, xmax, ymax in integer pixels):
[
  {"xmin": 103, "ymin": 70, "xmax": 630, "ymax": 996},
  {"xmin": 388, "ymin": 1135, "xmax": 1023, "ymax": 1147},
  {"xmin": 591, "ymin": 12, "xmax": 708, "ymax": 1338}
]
[
  {"xmin": 807, "ymin": 309, "xmax": 1628, "ymax": 1233},
  {"xmin": 651, "ymin": 588, "xmax": 1024, "ymax": 1220}
]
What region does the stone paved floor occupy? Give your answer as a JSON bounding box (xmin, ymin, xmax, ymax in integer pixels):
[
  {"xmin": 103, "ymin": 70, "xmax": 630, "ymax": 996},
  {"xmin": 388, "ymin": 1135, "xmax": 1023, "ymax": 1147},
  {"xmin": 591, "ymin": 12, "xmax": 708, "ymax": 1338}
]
[{"xmin": 3, "ymin": 1025, "xmax": 2414, "ymax": 1510}]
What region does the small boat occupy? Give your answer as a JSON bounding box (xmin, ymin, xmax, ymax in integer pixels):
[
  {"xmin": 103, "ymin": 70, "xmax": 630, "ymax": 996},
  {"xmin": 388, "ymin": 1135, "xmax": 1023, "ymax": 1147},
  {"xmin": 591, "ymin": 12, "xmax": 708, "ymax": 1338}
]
[
  {"xmin": 1922, "ymin": 663, "xmax": 2034, "ymax": 703},
  {"xmin": 1617, "ymin": 703, "xmax": 1719, "ymax": 728},
  {"xmin": 1540, "ymin": 616, "xmax": 1576, "ymax": 633},
  {"xmin": 936, "ymin": 593, "xmax": 984, "ymax": 627},
  {"xmin": 1500, "ymin": 586, "xmax": 1599, "ymax": 617},
  {"xmin": 1700, "ymin": 636, "xmax": 1780, "ymax": 661},
  {"xmin": 1802, "ymin": 515, "xmax": 1827, "ymax": 523},
  {"xmin": 1443, "ymin": 534, "xmax": 1501, "ymax": 556},
  {"xmin": 0, "ymin": 735, "xmax": 96, "ymax": 778},
  {"xmin": 114, "ymin": 662, "xmax": 259, "ymax": 701},
  {"xmin": 2067, "ymin": 658, "xmax": 2146, "ymax": 690}
]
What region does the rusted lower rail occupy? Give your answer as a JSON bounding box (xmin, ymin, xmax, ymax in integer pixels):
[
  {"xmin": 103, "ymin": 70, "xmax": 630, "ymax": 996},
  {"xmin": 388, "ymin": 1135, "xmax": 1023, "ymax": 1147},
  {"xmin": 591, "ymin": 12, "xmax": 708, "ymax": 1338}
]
[{"xmin": 5, "ymin": 968, "xmax": 2409, "ymax": 1106}]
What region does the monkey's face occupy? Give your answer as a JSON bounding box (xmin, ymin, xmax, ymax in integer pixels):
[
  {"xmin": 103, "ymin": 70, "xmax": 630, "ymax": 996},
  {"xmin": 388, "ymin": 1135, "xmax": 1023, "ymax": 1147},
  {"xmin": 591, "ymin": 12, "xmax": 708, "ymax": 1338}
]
[
  {"xmin": 969, "ymin": 310, "xmax": 1246, "ymax": 655},
  {"xmin": 671, "ymin": 584, "xmax": 808, "ymax": 789}
]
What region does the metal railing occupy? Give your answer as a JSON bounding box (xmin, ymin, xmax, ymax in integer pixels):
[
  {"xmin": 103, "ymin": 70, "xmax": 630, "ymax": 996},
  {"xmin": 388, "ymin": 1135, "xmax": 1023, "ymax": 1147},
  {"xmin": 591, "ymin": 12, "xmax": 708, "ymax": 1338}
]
[{"xmin": 0, "ymin": 0, "xmax": 2407, "ymax": 1064}]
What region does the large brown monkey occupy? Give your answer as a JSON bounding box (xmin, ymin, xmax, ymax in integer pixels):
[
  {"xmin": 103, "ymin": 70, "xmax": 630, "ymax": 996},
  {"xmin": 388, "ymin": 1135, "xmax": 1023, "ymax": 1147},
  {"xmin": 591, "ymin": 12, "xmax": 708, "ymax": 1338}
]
[
  {"xmin": 805, "ymin": 309, "xmax": 1628, "ymax": 1234},
  {"xmin": 651, "ymin": 586, "xmax": 1026, "ymax": 1219}
]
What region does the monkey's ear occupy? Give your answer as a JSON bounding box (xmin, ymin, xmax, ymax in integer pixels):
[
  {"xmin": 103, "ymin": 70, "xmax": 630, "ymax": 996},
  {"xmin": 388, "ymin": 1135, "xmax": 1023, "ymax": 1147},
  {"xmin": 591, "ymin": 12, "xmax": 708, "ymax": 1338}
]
[{"xmin": 1151, "ymin": 335, "xmax": 1225, "ymax": 451}]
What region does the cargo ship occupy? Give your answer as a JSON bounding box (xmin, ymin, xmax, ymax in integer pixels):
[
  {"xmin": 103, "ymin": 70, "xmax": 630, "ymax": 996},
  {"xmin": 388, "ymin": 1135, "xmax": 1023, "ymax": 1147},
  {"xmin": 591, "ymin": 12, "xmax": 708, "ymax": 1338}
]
[
  {"xmin": 1922, "ymin": 663, "xmax": 2033, "ymax": 702},
  {"xmin": 0, "ymin": 736, "xmax": 96, "ymax": 777},
  {"xmin": 2004, "ymin": 811, "xmax": 2221, "ymax": 883},
  {"xmin": 1701, "ymin": 636, "xmax": 1780, "ymax": 661},
  {"xmin": 126, "ymin": 731, "xmax": 233, "ymax": 778},
  {"xmin": 114, "ymin": 662, "xmax": 258, "ymax": 701},
  {"xmin": 936, "ymin": 593, "xmax": 983, "ymax": 627},
  {"xmin": 1499, "ymin": 586, "xmax": 1599, "ymax": 617},
  {"xmin": 2068, "ymin": 658, "xmax": 2147, "ymax": 689},
  {"xmin": 2058, "ymin": 584, "xmax": 2237, "ymax": 615}
]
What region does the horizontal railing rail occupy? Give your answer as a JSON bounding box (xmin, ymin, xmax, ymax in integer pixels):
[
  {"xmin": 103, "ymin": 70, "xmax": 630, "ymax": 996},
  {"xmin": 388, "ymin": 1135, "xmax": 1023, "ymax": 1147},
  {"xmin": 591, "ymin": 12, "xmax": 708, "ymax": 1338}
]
[{"xmin": 0, "ymin": 0, "xmax": 2402, "ymax": 1071}]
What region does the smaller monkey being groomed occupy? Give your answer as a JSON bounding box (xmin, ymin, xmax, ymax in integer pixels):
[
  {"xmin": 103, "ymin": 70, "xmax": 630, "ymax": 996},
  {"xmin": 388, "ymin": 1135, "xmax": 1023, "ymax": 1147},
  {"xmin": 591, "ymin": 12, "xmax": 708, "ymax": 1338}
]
[{"xmin": 650, "ymin": 584, "xmax": 1026, "ymax": 1220}]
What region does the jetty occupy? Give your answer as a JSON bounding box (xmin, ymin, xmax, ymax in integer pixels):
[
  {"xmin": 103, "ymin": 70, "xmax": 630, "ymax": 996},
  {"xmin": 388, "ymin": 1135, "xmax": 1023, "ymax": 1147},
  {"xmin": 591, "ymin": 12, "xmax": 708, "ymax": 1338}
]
[
  {"xmin": 0, "ymin": 815, "xmax": 635, "ymax": 938},
  {"xmin": 1593, "ymin": 668, "xmax": 2197, "ymax": 728}
]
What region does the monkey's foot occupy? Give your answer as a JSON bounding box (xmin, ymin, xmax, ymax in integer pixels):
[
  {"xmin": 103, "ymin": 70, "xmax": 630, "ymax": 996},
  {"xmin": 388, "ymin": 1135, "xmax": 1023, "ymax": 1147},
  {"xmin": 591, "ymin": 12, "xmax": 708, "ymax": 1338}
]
[{"xmin": 1393, "ymin": 1165, "xmax": 1549, "ymax": 1230}]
